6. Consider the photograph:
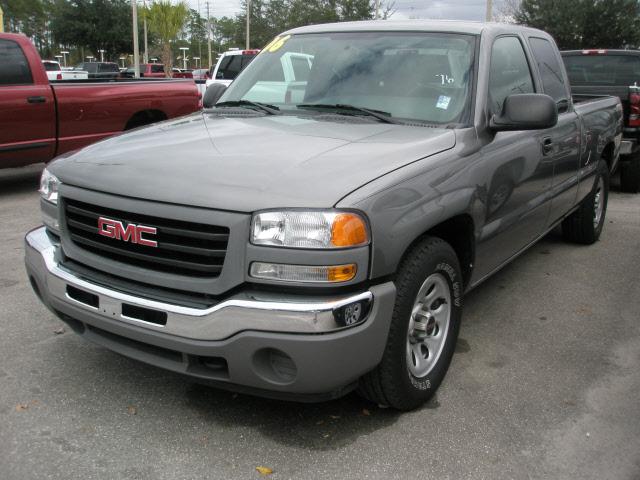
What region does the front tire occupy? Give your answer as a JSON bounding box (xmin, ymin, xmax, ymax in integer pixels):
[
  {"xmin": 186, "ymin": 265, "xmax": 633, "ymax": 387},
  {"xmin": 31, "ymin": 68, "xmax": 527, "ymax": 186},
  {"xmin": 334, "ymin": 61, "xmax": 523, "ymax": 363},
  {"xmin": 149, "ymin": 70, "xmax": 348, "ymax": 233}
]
[
  {"xmin": 561, "ymin": 159, "xmax": 609, "ymax": 244},
  {"xmin": 358, "ymin": 237, "xmax": 463, "ymax": 411}
]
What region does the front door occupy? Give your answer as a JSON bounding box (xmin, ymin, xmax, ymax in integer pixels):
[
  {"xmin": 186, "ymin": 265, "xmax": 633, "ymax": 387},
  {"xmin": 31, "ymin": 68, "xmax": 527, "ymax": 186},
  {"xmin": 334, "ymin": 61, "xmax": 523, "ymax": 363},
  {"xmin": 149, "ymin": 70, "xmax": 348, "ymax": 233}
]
[{"xmin": 473, "ymin": 35, "xmax": 555, "ymax": 279}]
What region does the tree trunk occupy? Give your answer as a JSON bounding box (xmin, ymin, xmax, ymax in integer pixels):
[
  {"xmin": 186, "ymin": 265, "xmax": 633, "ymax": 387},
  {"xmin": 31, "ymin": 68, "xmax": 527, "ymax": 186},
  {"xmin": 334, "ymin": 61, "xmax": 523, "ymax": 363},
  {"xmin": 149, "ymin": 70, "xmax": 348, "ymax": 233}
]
[{"xmin": 163, "ymin": 42, "xmax": 172, "ymax": 77}]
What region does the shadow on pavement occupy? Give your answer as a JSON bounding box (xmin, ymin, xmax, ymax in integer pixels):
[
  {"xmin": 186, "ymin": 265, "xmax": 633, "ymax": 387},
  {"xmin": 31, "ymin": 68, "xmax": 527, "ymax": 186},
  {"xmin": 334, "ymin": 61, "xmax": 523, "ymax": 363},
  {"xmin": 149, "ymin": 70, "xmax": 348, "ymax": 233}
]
[
  {"xmin": 181, "ymin": 381, "xmax": 405, "ymax": 450},
  {"xmin": 0, "ymin": 163, "xmax": 43, "ymax": 197}
]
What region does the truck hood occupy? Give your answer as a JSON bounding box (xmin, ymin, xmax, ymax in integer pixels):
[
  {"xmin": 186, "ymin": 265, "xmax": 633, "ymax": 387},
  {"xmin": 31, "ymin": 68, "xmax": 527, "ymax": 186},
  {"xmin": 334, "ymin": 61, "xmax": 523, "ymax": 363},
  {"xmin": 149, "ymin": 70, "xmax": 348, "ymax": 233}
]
[{"xmin": 50, "ymin": 112, "xmax": 455, "ymax": 212}]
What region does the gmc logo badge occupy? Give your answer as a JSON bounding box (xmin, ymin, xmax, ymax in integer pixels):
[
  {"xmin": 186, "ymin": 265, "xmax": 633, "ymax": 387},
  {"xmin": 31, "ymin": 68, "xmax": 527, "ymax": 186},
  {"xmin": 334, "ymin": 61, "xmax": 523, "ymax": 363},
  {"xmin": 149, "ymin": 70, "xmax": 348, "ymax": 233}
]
[{"xmin": 98, "ymin": 216, "xmax": 158, "ymax": 247}]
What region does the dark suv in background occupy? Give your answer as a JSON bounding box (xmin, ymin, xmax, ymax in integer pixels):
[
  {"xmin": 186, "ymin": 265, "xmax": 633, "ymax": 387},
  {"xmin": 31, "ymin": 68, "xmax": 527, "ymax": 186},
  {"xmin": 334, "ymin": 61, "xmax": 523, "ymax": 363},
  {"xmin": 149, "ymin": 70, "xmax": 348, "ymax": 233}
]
[{"xmin": 75, "ymin": 61, "xmax": 121, "ymax": 80}]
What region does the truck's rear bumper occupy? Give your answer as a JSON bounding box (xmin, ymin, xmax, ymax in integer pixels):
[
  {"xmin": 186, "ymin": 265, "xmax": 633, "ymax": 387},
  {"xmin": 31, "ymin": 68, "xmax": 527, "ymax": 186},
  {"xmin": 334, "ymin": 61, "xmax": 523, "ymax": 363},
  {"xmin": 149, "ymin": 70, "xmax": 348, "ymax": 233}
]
[{"xmin": 25, "ymin": 226, "xmax": 396, "ymax": 401}]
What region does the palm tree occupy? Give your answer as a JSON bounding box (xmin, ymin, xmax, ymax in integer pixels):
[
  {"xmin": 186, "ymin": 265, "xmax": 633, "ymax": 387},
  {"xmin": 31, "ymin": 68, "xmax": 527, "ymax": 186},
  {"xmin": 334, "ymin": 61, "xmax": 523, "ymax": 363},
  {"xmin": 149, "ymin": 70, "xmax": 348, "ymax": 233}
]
[{"xmin": 146, "ymin": 1, "xmax": 189, "ymax": 77}]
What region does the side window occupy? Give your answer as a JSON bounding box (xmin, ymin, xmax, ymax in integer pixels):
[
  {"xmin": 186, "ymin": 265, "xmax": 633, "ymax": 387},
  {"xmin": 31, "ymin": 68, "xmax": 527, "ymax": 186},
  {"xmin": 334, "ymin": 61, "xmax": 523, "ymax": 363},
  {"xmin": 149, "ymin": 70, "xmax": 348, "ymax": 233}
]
[
  {"xmin": 151, "ymin": 64, "xmax": 165, "ymax": 73},
  {"xmin": 291, "ymin": 56, "xmax": 311, "ymax": 82},
  {"xmin": 0, "ymin": 39, "xmax": 34, "ymax": 85},
  {"xmin": 488, "ymin": 36, "xmax": 534, "ymax": 114},
  {"xmin": 529, "ymin": 37, "xmax": 568, "ymax": 108}
]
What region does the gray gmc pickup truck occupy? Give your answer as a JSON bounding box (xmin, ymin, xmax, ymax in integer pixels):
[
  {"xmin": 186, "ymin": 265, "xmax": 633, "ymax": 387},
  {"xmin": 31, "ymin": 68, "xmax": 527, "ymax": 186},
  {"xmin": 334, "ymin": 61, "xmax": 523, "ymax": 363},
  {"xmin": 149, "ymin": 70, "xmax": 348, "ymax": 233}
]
[{"xmin": 26, "ymin": 21, "xmax": 622, "ymax": 410}]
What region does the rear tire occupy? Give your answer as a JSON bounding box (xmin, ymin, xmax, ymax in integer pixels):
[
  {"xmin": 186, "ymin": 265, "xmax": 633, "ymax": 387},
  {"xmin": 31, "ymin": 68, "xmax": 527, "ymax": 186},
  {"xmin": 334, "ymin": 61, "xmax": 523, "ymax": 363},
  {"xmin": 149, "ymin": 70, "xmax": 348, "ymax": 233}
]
[
  {"xmin": 562, "ymin": 159, "xmax": 609, "ymax": 244},
  {"xmin": 620, "ymin": 153, "xmax": 640, "ymax": 193},
  {"xmin": 358, "ymin": 237, "xmax": 463, "ymax": 411}
]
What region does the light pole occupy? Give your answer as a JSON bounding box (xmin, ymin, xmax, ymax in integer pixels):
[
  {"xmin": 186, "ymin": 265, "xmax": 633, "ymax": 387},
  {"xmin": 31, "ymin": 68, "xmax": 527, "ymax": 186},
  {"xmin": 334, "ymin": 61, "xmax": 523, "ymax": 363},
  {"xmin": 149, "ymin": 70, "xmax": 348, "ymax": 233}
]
[
  {"xmin": 55, "ymin": 55, "xmax": 63, "ymax": 65},
  {"xmin": 193, "ymin": 56, "xmax": 200, "ymax": 68},
  {"xmin": 131, "ymin": 0, "xmax": 140, "ymax": 78},
  {"xmin": 119, "ymin": 56, "xmax": 126, "ymax": 68},
  {"xmin": 245, "ymin": 0, "xmax": 251, "ymax": 50},
  {"xmin": 486, "ymin": 0, "xmax": 493, "ymax": 21},
  {"xmin": 142, "ymin": 0, "xmax": 149, "ymax": 63},
  {"xmin": 179, "ymin": 47, "xmax": 189, "ymax": 70},
  {"xmin": 98, "ymin": 49, "xmax": 105, "ymax": 62},
  {"xmin": 86, "ymin": 55, "xmax": 94, "ymax": 62},
  {"xmin": 60, "ymin": 50, "xmax": 69, "ymax": 67}
]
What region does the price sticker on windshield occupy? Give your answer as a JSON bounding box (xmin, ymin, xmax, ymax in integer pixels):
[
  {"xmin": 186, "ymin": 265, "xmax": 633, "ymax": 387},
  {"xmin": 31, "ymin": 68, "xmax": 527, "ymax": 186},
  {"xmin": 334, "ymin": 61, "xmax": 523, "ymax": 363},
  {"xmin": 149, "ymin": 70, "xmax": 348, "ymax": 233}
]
[{"xmin": 263, "ymin": 35, "xmax": 291, "ymax": 53}]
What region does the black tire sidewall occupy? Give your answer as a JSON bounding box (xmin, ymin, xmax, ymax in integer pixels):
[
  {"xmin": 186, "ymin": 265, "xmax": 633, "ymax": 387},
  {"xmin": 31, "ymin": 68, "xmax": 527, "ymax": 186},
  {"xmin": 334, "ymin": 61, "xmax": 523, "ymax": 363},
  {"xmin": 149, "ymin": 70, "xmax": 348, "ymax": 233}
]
[{"xmin": 383, "ymin": 239, "xmax": 463, "ymax": 409}]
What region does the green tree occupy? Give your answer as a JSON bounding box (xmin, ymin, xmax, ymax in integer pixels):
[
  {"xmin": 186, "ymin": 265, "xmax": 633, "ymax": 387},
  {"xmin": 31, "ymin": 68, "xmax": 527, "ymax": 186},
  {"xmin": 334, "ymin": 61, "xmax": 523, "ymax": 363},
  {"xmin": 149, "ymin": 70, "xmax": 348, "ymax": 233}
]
[
  {"xmin": 50, "ymin": 0, "xmax": 132, "ymax": 63},
  {"xmin": 1, "ymin": 0, "xmax": 51, "ymax": 54},
  {"xmin": 146, "ymin": 0, "xmax": 189, "ymax": 75},
  {"xmin": 515, "ymin": 0, "xmax": 640, "ymax": 49},
  {"xmin": 233, "ymin": 0, "xmax": 375, "ymax": 49}
]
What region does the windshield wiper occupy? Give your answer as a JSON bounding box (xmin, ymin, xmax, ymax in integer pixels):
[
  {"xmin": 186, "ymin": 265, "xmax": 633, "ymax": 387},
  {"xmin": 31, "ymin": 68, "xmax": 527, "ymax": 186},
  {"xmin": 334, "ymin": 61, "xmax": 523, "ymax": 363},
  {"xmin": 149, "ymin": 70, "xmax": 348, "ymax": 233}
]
[
  {"xmin": 214, "ymin": 100, "xmax": 280, "ymax": 115},
  {"xmin": 296, "ymin": 103, "xmax": 401, "ymax": 124}
]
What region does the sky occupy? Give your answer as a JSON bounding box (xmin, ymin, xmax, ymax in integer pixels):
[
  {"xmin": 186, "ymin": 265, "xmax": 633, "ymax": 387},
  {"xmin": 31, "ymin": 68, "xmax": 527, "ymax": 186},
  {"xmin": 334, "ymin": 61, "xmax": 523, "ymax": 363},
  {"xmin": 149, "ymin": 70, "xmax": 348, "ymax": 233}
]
[{"xmin": 185, "ymin": 0, "xmax": 509, "ymax": 21}]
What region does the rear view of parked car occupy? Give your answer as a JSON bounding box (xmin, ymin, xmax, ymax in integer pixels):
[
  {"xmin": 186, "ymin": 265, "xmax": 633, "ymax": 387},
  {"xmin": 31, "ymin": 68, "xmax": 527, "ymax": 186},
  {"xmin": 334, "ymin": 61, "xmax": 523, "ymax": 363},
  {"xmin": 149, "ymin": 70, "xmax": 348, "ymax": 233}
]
[
  {"xmin": 42, "ymin": 60, "xmax": 89, "ymax": 81},
  {"xmin": 562, "ymin": 49, "xmax": 640, "ymax": 192},
  {"xmin": 191, "ymin": 68, "xmax": 210, "ymax": 80},
  {"xmin": 76, "ymin": 61, "xmax": 120, "ymax": 79}
]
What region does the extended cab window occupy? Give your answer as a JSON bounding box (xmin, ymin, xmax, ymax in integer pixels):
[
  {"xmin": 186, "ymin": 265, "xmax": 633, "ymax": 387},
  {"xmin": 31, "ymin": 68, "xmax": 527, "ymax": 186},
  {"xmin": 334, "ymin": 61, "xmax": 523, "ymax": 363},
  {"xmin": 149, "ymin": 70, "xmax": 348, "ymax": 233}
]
[
  {"xmin": 489, "ymin": 36, "xmax": 534, "ymax": 114},
  {"xmin": 529, "ymin": 37, "xmax": 569, "ymax": 110},
  {"xmin": 0, "ymin": 39, "xmax": 33, "ymax": 85}
]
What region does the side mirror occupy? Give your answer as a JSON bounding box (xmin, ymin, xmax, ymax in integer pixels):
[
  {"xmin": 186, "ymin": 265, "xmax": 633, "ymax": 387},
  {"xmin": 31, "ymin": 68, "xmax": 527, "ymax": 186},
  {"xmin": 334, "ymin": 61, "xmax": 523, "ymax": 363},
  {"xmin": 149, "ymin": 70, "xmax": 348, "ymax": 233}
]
[
  {"xmin": 490, "ymin": 94, "xmax": 558, "ymax": 131},
  {"xmin": 203, "ymin": 83, "xmax": 227, "ymax": 108}
]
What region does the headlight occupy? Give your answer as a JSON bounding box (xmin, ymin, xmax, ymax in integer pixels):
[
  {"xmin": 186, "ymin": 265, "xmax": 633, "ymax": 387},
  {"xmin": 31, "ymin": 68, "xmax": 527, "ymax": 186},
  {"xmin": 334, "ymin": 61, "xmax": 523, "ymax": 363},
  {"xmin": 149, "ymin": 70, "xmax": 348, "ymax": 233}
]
[
  {"xmin": 39, "ymin": 168, "xmax": 60, "ymax": 204},
  {"xmin": 251, "ymin": 211, "xmax": 369, "ymax": 249}
]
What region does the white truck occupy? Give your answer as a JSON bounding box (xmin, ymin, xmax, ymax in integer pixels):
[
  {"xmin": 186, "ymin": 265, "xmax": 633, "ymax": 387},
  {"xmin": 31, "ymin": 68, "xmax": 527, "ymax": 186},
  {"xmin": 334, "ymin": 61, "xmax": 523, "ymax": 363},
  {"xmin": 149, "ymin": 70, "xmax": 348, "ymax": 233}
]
[
  {"xmin": 42, "ymin": 60, "xmax": 88, "ymax": 81},
  {"xmin": 205, "ymin": 48, "xmax": 261, "ymax": 89},
  {"xmin": 205, "ymin": 49, "xmax": 312, "ymax": 104}
]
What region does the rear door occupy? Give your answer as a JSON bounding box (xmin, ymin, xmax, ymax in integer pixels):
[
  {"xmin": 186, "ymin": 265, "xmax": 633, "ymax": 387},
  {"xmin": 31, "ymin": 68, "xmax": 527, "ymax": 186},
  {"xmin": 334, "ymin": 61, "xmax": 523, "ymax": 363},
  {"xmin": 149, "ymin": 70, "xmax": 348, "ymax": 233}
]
[
  {"xmin": 0, "ymin": 38, "xmax": 56, "ymax": 168},
  {"xmin": 528, "ymin": 36, "xmax": 581, "ymax": 224}
]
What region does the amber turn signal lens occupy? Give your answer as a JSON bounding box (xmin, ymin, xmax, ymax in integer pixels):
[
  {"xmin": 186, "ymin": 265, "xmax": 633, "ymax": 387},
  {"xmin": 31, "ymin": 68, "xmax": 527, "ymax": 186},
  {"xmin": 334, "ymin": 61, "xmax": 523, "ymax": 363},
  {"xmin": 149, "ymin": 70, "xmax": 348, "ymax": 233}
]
[
  {"xmin": 331, "ymin": 213, "xmax": 368, "ymax": 247},
  {"xmin": 327, "ymin": 264, "xmax": 357, "ymax": 282}
]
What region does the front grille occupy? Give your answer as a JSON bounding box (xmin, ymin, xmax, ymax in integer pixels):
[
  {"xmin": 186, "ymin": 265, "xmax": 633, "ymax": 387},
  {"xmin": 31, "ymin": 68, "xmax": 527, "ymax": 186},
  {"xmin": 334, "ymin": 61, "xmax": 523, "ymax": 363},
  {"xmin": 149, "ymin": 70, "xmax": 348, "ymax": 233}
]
[{"xmin": 64, "ymin": 198, "xmax": 229, "ymax": 277}]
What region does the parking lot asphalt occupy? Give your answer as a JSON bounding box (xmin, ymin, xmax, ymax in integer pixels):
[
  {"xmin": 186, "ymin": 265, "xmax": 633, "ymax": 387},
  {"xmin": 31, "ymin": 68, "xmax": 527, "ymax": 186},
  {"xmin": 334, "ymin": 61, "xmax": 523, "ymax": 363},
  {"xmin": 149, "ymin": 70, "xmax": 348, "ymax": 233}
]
[{"xmin": 0, "ymin": 164, "xmax": 639, "ymax": 480}]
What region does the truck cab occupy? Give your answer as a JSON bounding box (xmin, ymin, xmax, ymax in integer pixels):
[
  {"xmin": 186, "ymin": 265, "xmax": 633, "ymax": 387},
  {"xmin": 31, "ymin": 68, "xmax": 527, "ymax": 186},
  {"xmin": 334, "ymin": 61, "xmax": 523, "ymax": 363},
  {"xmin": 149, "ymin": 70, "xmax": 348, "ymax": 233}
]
[{"xmin": 205, "ymin": 48, "xmax": 260, "ymax": 88}]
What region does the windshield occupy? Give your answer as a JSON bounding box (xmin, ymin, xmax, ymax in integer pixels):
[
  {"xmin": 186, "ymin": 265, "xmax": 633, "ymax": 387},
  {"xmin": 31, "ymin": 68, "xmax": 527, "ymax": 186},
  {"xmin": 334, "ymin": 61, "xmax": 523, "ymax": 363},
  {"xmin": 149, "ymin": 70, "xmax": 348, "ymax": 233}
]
[{"xmin": 221, "ymin": 32, "xmax": 476, "ymax": 125}]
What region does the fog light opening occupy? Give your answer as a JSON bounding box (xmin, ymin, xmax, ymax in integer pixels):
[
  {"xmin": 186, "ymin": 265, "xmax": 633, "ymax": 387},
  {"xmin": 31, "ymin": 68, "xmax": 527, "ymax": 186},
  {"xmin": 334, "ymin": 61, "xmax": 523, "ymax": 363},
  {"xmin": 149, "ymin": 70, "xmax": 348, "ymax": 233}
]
[
  {"xmin": 334, "ymin": 299, "xmax": 371, "ymax": 327},
  {"xmin": 252, "ymin": 348, "xmax": 297, "ymax": 385}
]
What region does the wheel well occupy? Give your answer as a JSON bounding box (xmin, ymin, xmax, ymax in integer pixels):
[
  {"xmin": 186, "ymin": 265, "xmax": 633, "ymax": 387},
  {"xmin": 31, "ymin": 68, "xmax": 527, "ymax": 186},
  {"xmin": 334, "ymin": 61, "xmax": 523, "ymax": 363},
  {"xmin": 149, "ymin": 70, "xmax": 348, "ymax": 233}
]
[
  {"xmin": 124, "ymin": 110, "xmax": 168, "ymax": 130},
  {"xmin": 401, "ymin": 214, "xmax": 475, "ymax": 289},
  {"xmin": 600, "ymin": 142, "xmax": 615, "ymax": 172}
]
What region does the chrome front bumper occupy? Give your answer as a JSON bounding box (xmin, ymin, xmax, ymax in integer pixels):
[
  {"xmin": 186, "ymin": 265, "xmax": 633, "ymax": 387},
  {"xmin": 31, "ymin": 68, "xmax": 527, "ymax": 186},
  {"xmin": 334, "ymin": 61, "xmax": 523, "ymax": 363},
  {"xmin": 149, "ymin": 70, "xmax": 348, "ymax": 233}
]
[
  {"xmin": 25, "ymin": 226, "xmax": 396, "ymax": 398},
  {"xmin": 25, "ymin": 226, "xmax": 381, "ymax": 341}
]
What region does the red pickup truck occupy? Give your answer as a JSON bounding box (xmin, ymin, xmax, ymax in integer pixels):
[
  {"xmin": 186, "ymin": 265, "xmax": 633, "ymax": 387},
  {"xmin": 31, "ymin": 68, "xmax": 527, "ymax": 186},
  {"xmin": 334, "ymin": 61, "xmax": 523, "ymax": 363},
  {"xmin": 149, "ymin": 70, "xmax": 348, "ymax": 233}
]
[{"xmin": 0, "ymin": 33, "xmax": 201, "ymax": 169}]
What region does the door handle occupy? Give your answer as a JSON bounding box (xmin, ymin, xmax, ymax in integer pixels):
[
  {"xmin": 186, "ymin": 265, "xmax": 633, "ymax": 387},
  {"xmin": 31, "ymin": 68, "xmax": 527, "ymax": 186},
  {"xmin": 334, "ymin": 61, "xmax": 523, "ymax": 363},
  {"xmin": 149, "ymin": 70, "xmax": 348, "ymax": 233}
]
[
  {"xmin": 27, "ymin": 96, "xmax": 46, "ymax": 104},
  {"xmin": 541, "ymin": 137, "xmax": 553, "ymax": 156}
]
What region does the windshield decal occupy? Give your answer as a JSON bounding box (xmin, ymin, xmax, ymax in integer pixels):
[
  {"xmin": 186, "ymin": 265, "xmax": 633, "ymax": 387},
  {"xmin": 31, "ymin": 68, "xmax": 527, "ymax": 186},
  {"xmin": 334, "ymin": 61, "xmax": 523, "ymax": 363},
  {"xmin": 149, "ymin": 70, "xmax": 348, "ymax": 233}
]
[
  {"xmin": 264, "ymin": 35, "xmax": 291, "ymax": 53},
  {"xmin": 436, "ymin": 95, "xmax": 451, "ymax": 110}
]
